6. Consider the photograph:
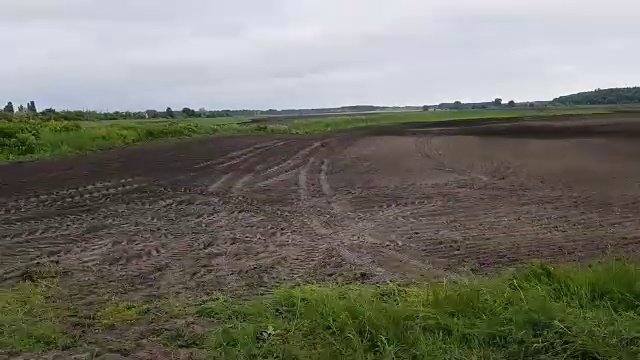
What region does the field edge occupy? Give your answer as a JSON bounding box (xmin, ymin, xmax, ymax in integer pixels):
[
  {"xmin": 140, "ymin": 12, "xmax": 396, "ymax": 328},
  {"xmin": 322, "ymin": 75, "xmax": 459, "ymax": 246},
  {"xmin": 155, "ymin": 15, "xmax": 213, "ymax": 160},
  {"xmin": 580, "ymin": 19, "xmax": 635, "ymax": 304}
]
[{"xmin": 2, "ymin": 259, "xmax": 639, "ymax": 359}]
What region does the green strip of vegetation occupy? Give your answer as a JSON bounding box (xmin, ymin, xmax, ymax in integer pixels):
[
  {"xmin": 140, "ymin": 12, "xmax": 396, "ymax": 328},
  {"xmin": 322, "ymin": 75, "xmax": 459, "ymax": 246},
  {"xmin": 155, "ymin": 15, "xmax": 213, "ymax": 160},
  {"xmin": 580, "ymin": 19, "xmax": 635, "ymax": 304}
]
[
  {"xmin": 2, "ymin": 261, "xmax": 640, "ymax": 358},
  {"xmin": 0, "ymin": 121, "xmax": 295, "ymax": 162}
]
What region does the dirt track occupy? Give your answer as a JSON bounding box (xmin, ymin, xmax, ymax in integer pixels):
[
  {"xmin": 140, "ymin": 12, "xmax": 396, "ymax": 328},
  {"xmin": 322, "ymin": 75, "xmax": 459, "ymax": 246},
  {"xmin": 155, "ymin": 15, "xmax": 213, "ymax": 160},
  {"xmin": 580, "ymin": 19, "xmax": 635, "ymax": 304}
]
[{"xmin": 1, "ymin": 114, "xmax": 640, "ymax": 299}]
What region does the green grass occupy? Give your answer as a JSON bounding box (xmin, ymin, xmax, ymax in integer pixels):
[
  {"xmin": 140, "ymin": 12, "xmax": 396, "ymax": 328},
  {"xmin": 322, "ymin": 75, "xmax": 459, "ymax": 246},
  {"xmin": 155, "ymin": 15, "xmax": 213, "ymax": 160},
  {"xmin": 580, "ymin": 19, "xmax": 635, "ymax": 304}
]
[
  {"xmin": 192, "ymin": 261, "xmax": 640, "ymax": 359},
  {"xmin": 2, "ymin": 261, "xmax": 640, "ymax": 358},
  {"xmin": 79, "ymin": 116, "xmax": 252, "ymax": 127},
  {"xmin": 0, "ymin": 281, "xmax": 72, "ymax": 353},
  {"xmin": 0, "ymin": 121, "xmax": 296, "ymax": 162},
  {"xmin": 96, "ymin": 302, "xmax": 149, "ymax": 328}
]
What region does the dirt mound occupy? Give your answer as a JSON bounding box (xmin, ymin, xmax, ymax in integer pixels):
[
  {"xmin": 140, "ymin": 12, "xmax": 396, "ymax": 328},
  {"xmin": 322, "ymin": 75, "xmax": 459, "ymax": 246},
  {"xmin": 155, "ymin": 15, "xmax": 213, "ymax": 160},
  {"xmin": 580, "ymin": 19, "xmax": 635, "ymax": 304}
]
[{"xmin": 1, "ymin": 115, "xmax": 640, "ymax": 298}]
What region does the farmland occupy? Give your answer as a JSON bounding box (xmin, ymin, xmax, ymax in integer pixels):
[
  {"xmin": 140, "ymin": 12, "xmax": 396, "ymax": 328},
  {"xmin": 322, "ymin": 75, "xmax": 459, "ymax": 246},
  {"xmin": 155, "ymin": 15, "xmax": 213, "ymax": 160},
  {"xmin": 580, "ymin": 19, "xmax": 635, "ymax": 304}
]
[
  {"xmin": 0, "ymin": 108, "xmax": 608, "ymax": 162},
  {"xmin": 1, "ymin": 111, "xmax": 640, "ymax": 358}
]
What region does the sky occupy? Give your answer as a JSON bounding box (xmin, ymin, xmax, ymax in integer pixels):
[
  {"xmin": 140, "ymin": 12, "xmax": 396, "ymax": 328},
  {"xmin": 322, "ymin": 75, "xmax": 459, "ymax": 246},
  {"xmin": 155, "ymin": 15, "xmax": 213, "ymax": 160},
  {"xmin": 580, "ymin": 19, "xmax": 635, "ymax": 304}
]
[{"xmin": 0, "ymin": 0, "xmax": 639, "ymax": 111}]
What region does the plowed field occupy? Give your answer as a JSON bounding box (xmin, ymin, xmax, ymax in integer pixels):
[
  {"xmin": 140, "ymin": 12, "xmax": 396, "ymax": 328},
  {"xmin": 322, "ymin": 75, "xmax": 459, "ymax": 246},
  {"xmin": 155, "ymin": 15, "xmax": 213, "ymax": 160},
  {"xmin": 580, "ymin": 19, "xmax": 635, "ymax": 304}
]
[{"xmin": 2, "ymin": 114, "xmax": 640, "ymax": 299}]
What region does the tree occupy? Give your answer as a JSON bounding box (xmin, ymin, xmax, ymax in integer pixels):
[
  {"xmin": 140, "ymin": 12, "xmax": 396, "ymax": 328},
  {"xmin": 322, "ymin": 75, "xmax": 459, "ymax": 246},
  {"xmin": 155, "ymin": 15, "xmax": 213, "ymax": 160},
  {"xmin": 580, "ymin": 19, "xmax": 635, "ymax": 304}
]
[
  {"xmin": 528, "ymin": 102, "xmax": 535, "ymax": 108},
  {"xmin": 553, "ymin": 87, "xmax": 640, "ymax": 105},
  {"xmin": 493, "ymin": 98, "xmax": 503, "ymax": 106},
  {"xmin": 3, "ymin": 101, "xmax": 14, "ymax": 113},
  {"xmin": 27, "ymin": 100, "xmax": 37, "ymax": 113},
  {"xmin": 17, "ymin": 105, "xmax": 26, "ymax": 113},
  {"xmin": 421, "ymin": 105, "xmax": 430, "ymax": 111},
  {"xmin": 166, "ymin": 107, "xmax": 175, "ymax": 118},
  {"xmin": 453, "ymin": 101, "xmax": 462, "ymax": 110},
  {"xmin": 181, "ymin": 107, "xmax": 196, "ymax": 117},
  {"xmin": 145, "ymin": 109, "xmax": 160, "ymax": 119},
  {"xmin": 508, "ymin": 100, "xmax": 516, "ymax": 107}
]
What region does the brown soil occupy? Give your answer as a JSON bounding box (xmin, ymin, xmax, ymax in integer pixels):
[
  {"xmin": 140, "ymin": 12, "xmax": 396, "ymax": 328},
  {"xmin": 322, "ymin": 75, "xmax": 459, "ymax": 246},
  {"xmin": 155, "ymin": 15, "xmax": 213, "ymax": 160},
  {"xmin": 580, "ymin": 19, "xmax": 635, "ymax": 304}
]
[{"xmin": 1, "ymin": 114, "xmax": 640, "ymax": 299}]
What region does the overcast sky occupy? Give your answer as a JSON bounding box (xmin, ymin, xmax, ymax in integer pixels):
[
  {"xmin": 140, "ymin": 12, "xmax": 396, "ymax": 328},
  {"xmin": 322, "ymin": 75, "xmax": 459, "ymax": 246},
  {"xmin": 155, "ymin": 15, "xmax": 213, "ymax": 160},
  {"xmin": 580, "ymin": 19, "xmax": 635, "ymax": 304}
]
[{"xmin": 1, "ymin": 0, "xmax": 638, "ymax": 111}]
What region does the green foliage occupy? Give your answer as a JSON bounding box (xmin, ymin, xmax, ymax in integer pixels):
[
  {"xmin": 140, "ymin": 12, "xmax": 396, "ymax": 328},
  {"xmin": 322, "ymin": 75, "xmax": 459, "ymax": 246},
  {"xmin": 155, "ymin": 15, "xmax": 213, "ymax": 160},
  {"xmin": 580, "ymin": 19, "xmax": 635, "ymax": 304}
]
[
  {"xmin": 554, "ymin": 87, "xmax": 640, "ymax": 105},
  {"xmin": 0, "ymin": 120, "xmax": 296, "ymax": 162},
  {"xmin": 190, "ymin": 261, "xmax": 640, "ymax": 359},
  {"xmin": 0, "ymin": 282, "xmax": 72, "ymax": 353}
]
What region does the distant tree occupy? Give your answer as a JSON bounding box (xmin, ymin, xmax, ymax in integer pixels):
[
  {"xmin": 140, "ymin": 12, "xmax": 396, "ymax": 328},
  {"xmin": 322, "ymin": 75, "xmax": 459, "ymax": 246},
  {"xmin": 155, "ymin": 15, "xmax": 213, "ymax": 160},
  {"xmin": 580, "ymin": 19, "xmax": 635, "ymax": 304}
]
[
  {"xmin": 166, "ymin": 107, "xmax": 175, "ymax": 118},
  {"xmin": 181, "ymin": 107, "xmax": 197, "ymax": 117},
  {"xmin": 40, "ymin": 108, "xmax": 57, "ymax": 120},
  {"xmin": 553, "ymin": 87, "xmax": 640, "ymax": 105},
  {"xmin": 493, "ymin": 98, "xmax": 503, "ymax": 106},
  {"xmin": 528, "ymin": 102, "xmax": 535, "ymax": 108},
  {"xmin": 27, "ymin": 100, "xmax": 37, "ymax": 113},
  {"xmin": 422, "ymin": 105, "xmax": 430, "ymax": 111},
  {"xmin": 453, "ymin": 101, "xmax": 462, "ymax": 110},
  {"xmin": 508, "ymin": 100, "xmax": 516, "ymax": 107},
  {"xmin": 17, "ymin": 104, "xmax": 26, "ymax": 113},
  {"xmin": 145, "ymin": 109, "xmax": 160, "ymax": 119},
  {"xmin": 3, "ymin": 101, "xmax": 14, "ymax": 113}
]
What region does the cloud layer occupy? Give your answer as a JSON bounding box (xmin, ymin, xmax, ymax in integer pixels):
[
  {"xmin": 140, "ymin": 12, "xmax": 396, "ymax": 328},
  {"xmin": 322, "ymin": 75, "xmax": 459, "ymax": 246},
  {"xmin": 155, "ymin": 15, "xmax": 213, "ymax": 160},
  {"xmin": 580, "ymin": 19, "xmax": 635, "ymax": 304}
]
[{"xmin": 1, "ymin": 0, "xmax": 638, "ymax": 110}]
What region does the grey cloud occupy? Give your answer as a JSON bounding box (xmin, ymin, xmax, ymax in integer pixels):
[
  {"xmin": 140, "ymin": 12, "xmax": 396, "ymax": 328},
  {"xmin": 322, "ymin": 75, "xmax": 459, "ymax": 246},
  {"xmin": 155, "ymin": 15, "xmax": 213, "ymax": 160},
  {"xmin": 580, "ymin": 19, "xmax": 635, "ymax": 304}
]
[{"xmin": 0, "ymin": 0, "xmax": 638, "ymax": 110}]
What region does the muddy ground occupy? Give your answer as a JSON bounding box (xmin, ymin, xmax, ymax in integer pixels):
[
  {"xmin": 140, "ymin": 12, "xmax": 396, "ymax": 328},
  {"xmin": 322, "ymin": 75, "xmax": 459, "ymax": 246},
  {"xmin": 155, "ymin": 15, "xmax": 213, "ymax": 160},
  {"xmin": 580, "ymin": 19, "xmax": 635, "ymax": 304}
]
[{"xmin": 1, "ymin": 114, "xmax": 640, "ymax": 301}]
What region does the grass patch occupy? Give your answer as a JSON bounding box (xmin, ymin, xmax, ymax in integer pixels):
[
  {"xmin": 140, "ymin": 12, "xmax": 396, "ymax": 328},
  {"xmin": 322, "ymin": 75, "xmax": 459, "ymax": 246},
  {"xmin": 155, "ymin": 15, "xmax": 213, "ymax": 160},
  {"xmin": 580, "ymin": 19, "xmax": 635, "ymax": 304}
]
[
  {"xmin": 192, "ymin": 261, "xmax": 640, "ymax": 359},
  {"xmin": 0, "ymin": 281, "xmax": 72, "ymax": 353},
  {"xmin": 1, "ymin": 261, "xmax": 640, "ymax": 357},
  {"xmin": 96, "ymin": 302, "xmax": 149, "ymax": 328}
]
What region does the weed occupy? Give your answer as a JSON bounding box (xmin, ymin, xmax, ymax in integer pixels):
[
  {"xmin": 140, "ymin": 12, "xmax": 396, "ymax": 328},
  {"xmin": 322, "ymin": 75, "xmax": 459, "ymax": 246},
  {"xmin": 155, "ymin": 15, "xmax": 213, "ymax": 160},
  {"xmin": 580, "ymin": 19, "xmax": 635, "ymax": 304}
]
[
  {"xmin": 0, "ymin": 281, "xmax": 72, "ymax": 352},
  {"xmin": 163, "ymin": 326, "xmax": 206, "ymax": 349},
  {"xmin": 97, "ymin": 302, "xmax": 149, "ymax": 328}
]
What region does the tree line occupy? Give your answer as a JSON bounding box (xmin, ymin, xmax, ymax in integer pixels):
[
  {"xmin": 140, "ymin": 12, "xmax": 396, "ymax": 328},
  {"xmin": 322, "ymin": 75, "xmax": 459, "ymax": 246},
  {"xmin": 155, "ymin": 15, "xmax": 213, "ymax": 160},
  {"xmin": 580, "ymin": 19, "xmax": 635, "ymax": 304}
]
[
  {"xmin": 553, "ymin": 87, "xmax": 640, "ymax": 105},
  {"xmin": 0, "ymin": 101, "xmax": 234, "ymax": 122},
  {"xmin": 427, "ymin": 98, "xmax": 534, "ymax": 111}
]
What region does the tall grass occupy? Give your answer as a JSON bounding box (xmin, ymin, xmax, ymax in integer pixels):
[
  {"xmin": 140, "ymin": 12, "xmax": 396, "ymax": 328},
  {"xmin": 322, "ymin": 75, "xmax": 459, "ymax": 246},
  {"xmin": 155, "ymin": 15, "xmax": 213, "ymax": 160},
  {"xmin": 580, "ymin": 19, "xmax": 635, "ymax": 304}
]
[
  {"xmin": 0, "ymin": 121, "xmax": 295, "ymax": 162},
  {"xmin": 3, "ymin": 261, "xmax": 639, "ymax": 358},
  {"xmin": 193, "ymin": 261, "xmax": 640, "ymax": 359}
]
